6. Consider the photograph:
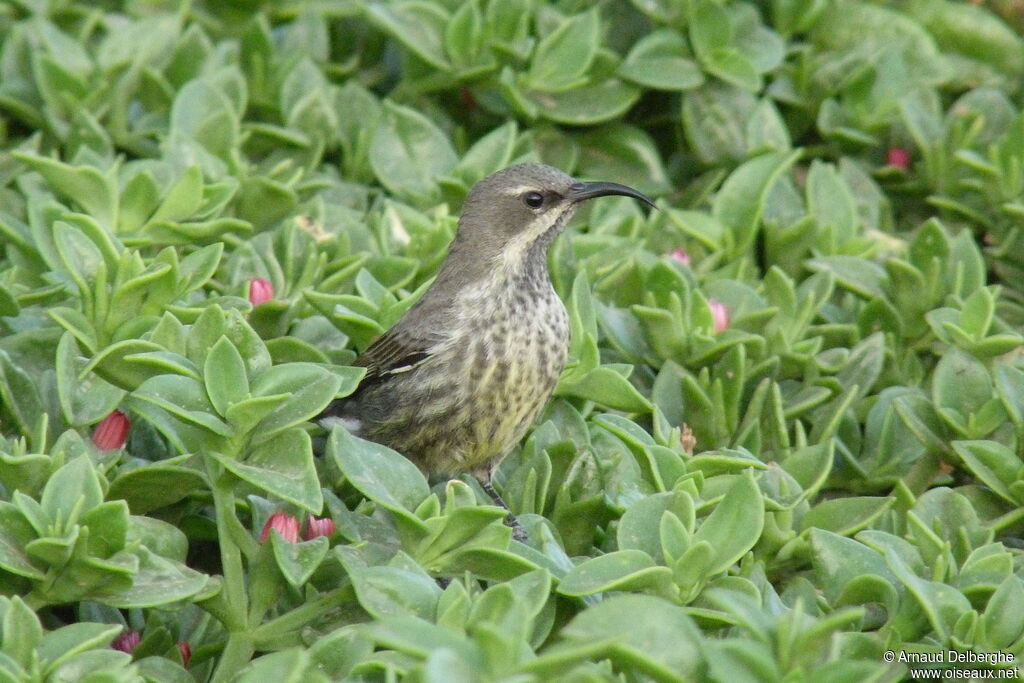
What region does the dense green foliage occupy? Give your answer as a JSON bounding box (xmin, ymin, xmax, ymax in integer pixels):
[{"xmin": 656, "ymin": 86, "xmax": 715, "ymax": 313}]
[{"xmin": 2, "ymin": 0, "xmax": 1024, "ymax": 680}]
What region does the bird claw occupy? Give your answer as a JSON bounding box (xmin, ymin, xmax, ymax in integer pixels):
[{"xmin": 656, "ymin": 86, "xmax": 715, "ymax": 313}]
[
  {"xmin": 507, "ymin": 513, "xmax": 529, "ymax": 543},
  {"xmin": 481, "ymin": 477, "xmax": 529, "ymax": 543}
]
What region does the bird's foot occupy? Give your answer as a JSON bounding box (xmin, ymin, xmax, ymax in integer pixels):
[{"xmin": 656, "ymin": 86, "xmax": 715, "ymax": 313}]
[
  {"xmin": 481, "ymin": 477, "xmax": 529, "ymax": 543},
  {"xmin": 506, "ymin": 512, "xmax": 528, "ymax": 543}
]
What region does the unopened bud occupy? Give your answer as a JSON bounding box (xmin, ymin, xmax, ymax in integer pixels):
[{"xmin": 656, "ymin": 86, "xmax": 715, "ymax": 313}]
[{"xmin": 260, "ymin": 512, "xmax": 300, "ymax": 544}]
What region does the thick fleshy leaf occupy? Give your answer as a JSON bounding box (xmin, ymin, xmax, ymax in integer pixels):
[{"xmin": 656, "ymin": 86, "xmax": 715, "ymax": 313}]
[
  {"xmin": 369, "ymin": 102, "xmax": 457, "ymax": 204},
  {"xmin": 551, "ymin": 595, "xmax": 704, "ymax": 681},
  {"xmin": 214, "ymin": 428, "xmax": 323, "ymax": 513},
  {"xmin": 618, "ymin": 30, "xmax": 703, "ymax": 91},
  {"xmin": 325, "ymin": 427, "xmax": 429, "ymax": 530},
  {"xmin": 37, "ymin": 623, "xmax": 125, "ymax": 671},
  {"xmin": 107, "ymin": 465, "xmax": 207, "ymax": 514},
  {"xmin": 0, "ymin": 503, "xmax": 44, "ymax": 579},
  {"xmin": 271, "ymin": 535, "xmax": 330, "ymax": 588},
  {"xmin": 86, "ymin": 340, "xmax": 172, "ymax": 392},
  {"xmin": 713, "ymin": 150, "xmax": 801, "ymax": 257},
  {"xmin": 249, "ymin": 363, "xmax": 345, "ymax": 443},
  {"xmin": 133, "ymin": 374, "xmax": 233, "ymax": 436},
  {"xmin": 338, "ymin": 548, "xmax": 441, "ymax": 620},
  {"xmin": 692, "ymin": 472, "xmax": 764, "ymax": 574},
  {"xmin": 204, "ymin": 336, "xmax": 249, "ymax": 417},
  {"xmin": 557, "ymin": 550, "xmax": 675, "ymax": 598},
  {"xmin": 40, "ymin": 456, "xmax": 103, "ymax": 528},
  {"xmin": 525, "ymin": 79, "xmax": 641, "ymax": 126},
  {"xmin": 526, "ymin": 9, "xmax": 599, "ymax": 92},
  {"xmin": 100, "ymin": 547, "xmax": 208, "ymax": 608}
]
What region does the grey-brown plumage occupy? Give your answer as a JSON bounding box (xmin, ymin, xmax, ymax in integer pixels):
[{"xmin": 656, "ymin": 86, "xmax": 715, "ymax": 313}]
[{"xmin": 321, "ymin": 163, "xmax": 654, "ymax": 522}]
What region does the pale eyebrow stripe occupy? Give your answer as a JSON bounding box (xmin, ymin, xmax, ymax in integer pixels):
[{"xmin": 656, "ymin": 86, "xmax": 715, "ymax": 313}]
[{"xmin": 503, "ymin": 184, "xmax": 541, "ymax": 195}]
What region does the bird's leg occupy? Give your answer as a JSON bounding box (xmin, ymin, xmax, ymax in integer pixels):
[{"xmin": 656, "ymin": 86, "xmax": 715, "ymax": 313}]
[{"xmin": 480, "ymin": 472, "xmax": 528, "ymax": 543}]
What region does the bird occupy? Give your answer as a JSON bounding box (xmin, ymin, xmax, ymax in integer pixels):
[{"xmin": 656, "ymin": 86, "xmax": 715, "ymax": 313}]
[{"xmin": 320, "ymin": 163, "xmax": 655, "ymax": 538}]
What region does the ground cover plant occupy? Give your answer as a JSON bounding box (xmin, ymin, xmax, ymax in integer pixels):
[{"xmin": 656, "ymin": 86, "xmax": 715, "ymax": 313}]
[{"xmin": 1, "ymin": 0, "xmax": 1024, "ymax": 680}]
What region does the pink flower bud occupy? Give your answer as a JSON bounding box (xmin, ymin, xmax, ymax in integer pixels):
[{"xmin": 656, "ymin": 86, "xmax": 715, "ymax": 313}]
[
  {"xmin": 259, "ymin": 512, "xmax": 299, "ymax": 544},
  {"xmin": 886, "ymin": 147, "xmax": 910, "ymax": 169},
  {"xmin": 248, "ymin": 278, "xmax": 274, "ymax": 306},
  {"xmin": 111, "ymin": 630, "xmax": 141, "ymax": 654},
  {"xmin": 92, "ymin": 410, "xmax": 130, "ymax": 450},
  {"xmin": 178, "ymin": 641, "xmax": 192, "ymax": 667},
  {"xmin": 670, "ymin": 248, "xmax": 691, "ymax": 266},
  {"xmin": 304, "ymin": 515, "xmax": 336, "ymax": 540},
  {"xmin": 708, "ymin": 299, "xmax": 729, "ymax": 334}
]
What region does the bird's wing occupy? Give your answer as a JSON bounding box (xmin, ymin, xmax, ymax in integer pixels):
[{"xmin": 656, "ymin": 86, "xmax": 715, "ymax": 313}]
[
  {"xmin": 318, "ymin": 326, "xmax": 438, "ymax": 427},
  {"xmin": 353, "ymin": 326, "xmax": 440, "ymax": 390},
  {"xmin": 320, "ymin": 291, "xmax": 453, "ymax": 426}
]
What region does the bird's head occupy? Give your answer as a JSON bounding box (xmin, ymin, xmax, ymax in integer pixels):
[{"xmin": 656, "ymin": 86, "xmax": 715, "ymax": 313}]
[{"xmin": 451, "ymin": 163, "xmax": 655, "ymax": 274}]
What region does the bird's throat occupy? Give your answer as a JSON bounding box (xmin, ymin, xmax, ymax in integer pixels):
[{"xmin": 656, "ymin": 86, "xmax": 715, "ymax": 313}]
[{"xmin": 498, "ymin": 207, "xmax": 573, "ymax": 283}]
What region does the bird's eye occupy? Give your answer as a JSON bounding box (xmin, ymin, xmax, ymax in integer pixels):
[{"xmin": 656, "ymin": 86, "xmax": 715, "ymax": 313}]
[{"xmin": 523, "ymin": 191, "xmax": 544, "ymax": 209}]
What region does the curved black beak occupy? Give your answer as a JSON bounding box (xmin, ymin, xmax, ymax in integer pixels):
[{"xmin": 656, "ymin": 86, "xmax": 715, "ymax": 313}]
[{"xmin": 567, "ymin": 181, "xmax": 657, "ymax": 210}]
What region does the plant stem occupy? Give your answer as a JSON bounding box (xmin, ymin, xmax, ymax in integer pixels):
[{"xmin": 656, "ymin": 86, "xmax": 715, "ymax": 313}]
[
  {"xmin": 207, "ymin": 459, "xmax": 249, "ymax": 631},
  {"xmin": 249, "ymin": 585, "xmax": 356, "ymax": 646},
  {"xmin": 210, "ymin": 633, "xmax": 255, "ymax": 682}
]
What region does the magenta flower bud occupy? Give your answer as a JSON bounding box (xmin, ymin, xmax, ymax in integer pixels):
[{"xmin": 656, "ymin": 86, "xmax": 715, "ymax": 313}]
[
  {"xmin": 111, "ymin": 630, "xmax": 141, "ymax": 654},
  {"xmin": 248, "ymin": 278, "xmax": 274, "ymax": 306},
  {"xmin": 92, "ymin": 410, "xmax": 130, "ymax": 450},
  {"xmin": 708, "ymin": 299, "xmax": 729, "ymax": 334},
  {"xmin": 304, "ymin": 515, "xmax": 336, "ymax": 540},
  {"xmin": 178, "ymin": 642, "xmax": 192, "ymax": 667},
  {"xmin": 259, "ymin": 512, "xmax": 300, "ymax": 544},
  {"xmin": 886, "ymin": 147, "xmax": 910, "ymax": 169},
  {"xmin": 670, "ymin": 248, "xmax": 691, "ymax": 266}
]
